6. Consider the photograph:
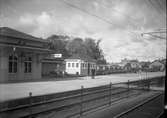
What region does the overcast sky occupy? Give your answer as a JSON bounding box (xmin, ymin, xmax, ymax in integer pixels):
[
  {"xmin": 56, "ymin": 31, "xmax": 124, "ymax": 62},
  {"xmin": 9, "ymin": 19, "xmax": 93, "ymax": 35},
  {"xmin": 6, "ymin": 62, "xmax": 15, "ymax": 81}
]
[{"xmin": 0, "ymin": 0, "xmax": 166, "ymax": 62}]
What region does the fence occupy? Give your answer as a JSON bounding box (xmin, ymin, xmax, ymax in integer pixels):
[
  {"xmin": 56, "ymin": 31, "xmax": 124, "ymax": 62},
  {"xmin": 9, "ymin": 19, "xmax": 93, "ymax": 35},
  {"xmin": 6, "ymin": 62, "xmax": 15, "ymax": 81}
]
[{"xmin": 0, "ymin": 76, "xmax": 165, "ymax": 118}]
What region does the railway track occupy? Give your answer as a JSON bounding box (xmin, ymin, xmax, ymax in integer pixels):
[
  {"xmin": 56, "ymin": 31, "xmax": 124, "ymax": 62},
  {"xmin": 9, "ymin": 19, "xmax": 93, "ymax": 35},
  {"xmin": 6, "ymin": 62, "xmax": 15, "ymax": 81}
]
[
  {"xmin": 114, "ymin": 93, "xmax": 164, "ymax": 118},
  {"xmin": 0, "ymin": 78, "xmax": 164, "ymax": 118}
]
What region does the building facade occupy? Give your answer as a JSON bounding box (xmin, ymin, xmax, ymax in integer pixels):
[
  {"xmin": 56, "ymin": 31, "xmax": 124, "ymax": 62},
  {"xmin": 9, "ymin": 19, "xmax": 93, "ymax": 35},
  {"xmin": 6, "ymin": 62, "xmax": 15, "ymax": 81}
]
[
  {"xmin": 0, "ymin": 27, "xmax": 51, "ymax": 82},
  {"xmin": 65, "ymin": 56, "xmax": 96, "ymax": 76},
  {"xmin": 149, "ymin": 60, "xmax": 165, "ymax": 71}
]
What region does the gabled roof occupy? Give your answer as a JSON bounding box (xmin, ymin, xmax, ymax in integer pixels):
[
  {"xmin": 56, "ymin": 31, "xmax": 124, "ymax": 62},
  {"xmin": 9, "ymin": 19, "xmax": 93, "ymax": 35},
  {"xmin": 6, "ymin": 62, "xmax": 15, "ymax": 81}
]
[
  {"xmin": 67, "ymin": 55, "xmax": 83, "ymax": 60},
  {"xmin": 160, "ymin": 59, "xmax": 166, "ymax": 65},
  {"xmin": 150, "ymin": 60, "xmax": 163, "ymax": 65},
  {"xmin": 0, "ymin": 27, "xmax": 48, "ymax": 43},
  {"xmin": 140, "ymin": 61, "xmax": 151, "ymax": 66}
]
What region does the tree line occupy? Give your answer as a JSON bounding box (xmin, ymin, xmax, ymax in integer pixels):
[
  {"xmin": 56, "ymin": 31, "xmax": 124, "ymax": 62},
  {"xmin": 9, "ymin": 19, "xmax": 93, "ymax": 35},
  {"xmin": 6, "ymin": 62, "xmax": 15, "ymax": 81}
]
[{"xmin": 46, "ymin": 35, "xmax": 107, "ymax": 64}]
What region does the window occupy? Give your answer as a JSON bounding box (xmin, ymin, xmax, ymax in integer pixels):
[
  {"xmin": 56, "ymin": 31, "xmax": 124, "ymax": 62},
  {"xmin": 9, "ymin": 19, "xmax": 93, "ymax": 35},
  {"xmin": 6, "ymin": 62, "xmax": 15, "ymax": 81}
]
[
  {"xmin": 82, "ymin": 63, "xmax": 84, "ymax": 68},
  {"xmin": 84, "ymin": 63, "xmax": 86, "ymax": 69},
  {"xmin": 76, "ymin": 63, "xmax": 79, "ymax": 68},
  {"xmin": 9, "ymin": 55, "xmax": 18, "ymax": 73},
  {"xmin": 85, "ymin": 63, "xmax": 87, "ymax": 68},
  {"xmin": 24, "ymin": 57, "xmax": 32, "ymax": 73},
  {"xmin": 68, "ymin": 63, "xmax": 71, "ymax": 67},
  {"xmin": 81, "ymin": 63, "xmax": 84, "ymax": 68},
  {"xmin": 72, "ymin": 63, "xmax": 74, "ymax": 67}
]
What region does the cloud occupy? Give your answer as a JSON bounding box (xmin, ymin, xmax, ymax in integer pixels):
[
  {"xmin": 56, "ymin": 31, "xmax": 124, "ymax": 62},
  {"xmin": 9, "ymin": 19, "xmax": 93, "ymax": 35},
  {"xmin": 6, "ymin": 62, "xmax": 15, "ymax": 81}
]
[
  {"xmin": 17, "ymin": 10, "xmax": 166, "ymax": 62},
  {"xmin": 17, "ymin": 12, "xmax": 55, "ymax": 38},
  {"xmin": 17, "ymin": 11, "xmax": 110, "ymax": 38},
  {"xmin": 2, "ymin": 0, "xmax": 165, "ymax": 62},
  {"xmin": 20, "ymin": 14, "xmax": 35, "ymax": 25},
  {"xmin": 36, "ymin": 12, "xmax": 52, "ymax": 26}
]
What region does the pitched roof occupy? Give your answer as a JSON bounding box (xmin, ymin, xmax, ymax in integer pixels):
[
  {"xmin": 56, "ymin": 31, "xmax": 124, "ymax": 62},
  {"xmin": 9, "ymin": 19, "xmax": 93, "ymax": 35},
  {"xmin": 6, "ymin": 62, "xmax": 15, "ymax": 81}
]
[
  {"xmin": 160, "ymin": 59, "xmax": 166, "ymax": 65},
  {"xmin": 149, "ymin": 60, "xmax": 165, "ymax": 68},
  {"xmin": 0, "ymin": 27, "xmax": 48, "ymax": 43}
]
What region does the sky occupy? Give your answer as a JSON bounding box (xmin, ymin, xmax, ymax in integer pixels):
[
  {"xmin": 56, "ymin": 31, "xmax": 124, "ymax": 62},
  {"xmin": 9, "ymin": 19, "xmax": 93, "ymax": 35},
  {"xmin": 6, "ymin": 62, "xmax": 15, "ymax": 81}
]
[{"xmin": 0, "ymin": 0, "xmax": 166, "ymax": 62}]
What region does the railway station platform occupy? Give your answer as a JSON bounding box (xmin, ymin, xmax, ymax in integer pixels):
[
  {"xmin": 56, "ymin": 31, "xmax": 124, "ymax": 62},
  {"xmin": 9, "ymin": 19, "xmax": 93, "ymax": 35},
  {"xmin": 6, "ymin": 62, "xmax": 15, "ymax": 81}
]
[{"xmin": 0, "ymin": 72, "xmax": 165, "ymax": 102}]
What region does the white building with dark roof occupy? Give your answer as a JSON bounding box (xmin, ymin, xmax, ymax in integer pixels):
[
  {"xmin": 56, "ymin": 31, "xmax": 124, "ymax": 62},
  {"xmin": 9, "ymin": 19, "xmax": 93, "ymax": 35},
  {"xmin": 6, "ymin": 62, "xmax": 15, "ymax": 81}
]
[{"xmin": 65, "ymin": 55, "xmax": 96, "ymax": 76}]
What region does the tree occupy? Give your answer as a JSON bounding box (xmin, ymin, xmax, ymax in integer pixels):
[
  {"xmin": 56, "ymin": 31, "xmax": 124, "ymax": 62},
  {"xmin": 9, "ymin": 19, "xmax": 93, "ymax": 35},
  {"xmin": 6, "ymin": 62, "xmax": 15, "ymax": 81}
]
[
  {"xmin": 46, "ymin": 35, "xmax": 106, "ymax": 63},
  {"xmin": 141, "ymin": 61, "xmax": 151, "ymax": 71},
  {"xmin": 84, "ymin": 38, "xmax": 106, "ymax": 64},
  {"xmin": 47, "ymin": 35, "xmax": 70, "ymax": 58},
  {"xmin": 65, "ymin": 38, "xmax": 87, "ymax": 57}
]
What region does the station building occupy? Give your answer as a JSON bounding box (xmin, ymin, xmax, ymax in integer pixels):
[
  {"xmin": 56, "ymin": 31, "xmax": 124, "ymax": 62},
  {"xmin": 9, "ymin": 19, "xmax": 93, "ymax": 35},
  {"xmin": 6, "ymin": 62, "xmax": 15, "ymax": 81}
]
[
  {"xmin": 0, "ymin": 27, "xmax": 52, "ymax": 82},
  {"xmin": 65, "ymin": 55, "xmax": 96, "ymax": 76}
]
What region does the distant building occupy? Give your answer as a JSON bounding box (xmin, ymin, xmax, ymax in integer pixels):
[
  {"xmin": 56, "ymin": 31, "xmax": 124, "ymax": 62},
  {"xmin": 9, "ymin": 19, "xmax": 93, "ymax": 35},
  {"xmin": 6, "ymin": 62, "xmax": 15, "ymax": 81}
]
[
  {"xmin": 109, "ymin": 63, "xmax": 122, "ymax": 70},
  {"xmin": 0, "ymin": 27, "xmax": 52, "ymax": 82},
  {"xmin": 129, "ymin": 60, "xmax": 141, "ymax": 69},
  {"xmin": 116, "ymin": 59, "xmax": 141, "ymax": 72},
  {"xmin": 96, "ymin": 64, "xmax": 108, "ymax": 71},
  {"xmin": 65, "ymin": 55, "xmax": 96, "ymax": 76},
  {"xmin": 149, "ymin": 60, "xmax": 165, "ymax": 71},
  {"xmin": 160, "ymin": 59, "xmax": 166, "ymax": 69}
]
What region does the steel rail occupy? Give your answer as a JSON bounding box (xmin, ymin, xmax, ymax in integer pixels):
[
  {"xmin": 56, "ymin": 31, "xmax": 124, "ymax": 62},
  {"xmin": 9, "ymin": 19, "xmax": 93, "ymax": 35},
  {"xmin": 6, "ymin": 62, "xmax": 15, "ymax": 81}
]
[
  {"xmin": 19, "ymin": 90, "xmax": 130, "ymax": 118},
  {"xmin": 113, "ymin": 93, "xmax": 163, "ymax": 118},
  {"xmin": 67, "ymin": 91, "xmax": 143, "ymax": 118}
]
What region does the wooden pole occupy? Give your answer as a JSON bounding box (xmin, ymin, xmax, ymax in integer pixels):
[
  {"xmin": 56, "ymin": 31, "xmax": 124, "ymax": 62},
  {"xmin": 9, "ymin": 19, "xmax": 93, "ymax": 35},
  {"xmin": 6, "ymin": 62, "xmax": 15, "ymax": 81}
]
[
  {"xmin": 127, "ymin": 80, "xmax": 130, "ymax": 98},
  {"xmin": 128, "ymin": 80, "xmax": 130, "ymax": 91},
  {"xmin": 109, "ymin": 82, "xmax": 112, "ymax": 105},
  {"xmin": 80, "ymin": 86, "xmax": 84, "ymax": 117},
  {"xmin": 29, "ymin": 92, "xmax": 32, "ymax": 118}
]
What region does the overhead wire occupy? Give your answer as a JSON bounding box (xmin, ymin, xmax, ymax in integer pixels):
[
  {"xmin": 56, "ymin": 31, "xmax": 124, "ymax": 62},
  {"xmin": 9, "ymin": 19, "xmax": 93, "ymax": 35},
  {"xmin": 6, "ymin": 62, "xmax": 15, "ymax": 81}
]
[
  {"xmin": 59, "ymin": 0, "xmax": 116, "ymax": 26},
  {"xmin": 148, "ymin": 34, "xmax": 166, "ymax": 39},
  {"xmin": 59, "ymin": 0, "xmax": 148, "ymax": 31},
  {"xmin": 141, "ymin": 31, "xmax": 166, "ymax": 40},
  {"xmin": 59, "ymin": 0, "xmax": 166, "ymax": 60},
  {"xmin": 94, "ymin": 0, "xmax": 166, "ymax": 38},
  {"xmin": 60, "ymin": 0, "xmax": 166, "ymax": 40},
  {"xmin": 59, "ymin": 0, "xmax": 142, "ymax": 37},
  {"xmin": 94, "ymin": 0, "xmax": 139, "ymax": 28}
]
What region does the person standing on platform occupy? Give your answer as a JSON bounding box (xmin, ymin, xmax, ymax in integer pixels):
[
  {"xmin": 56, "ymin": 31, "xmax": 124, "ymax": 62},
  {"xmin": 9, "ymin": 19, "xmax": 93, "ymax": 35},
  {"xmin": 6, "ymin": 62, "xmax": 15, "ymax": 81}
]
[{"xmin": 91, "ymin": 69, "xmax": 95, "ymax": 79}]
